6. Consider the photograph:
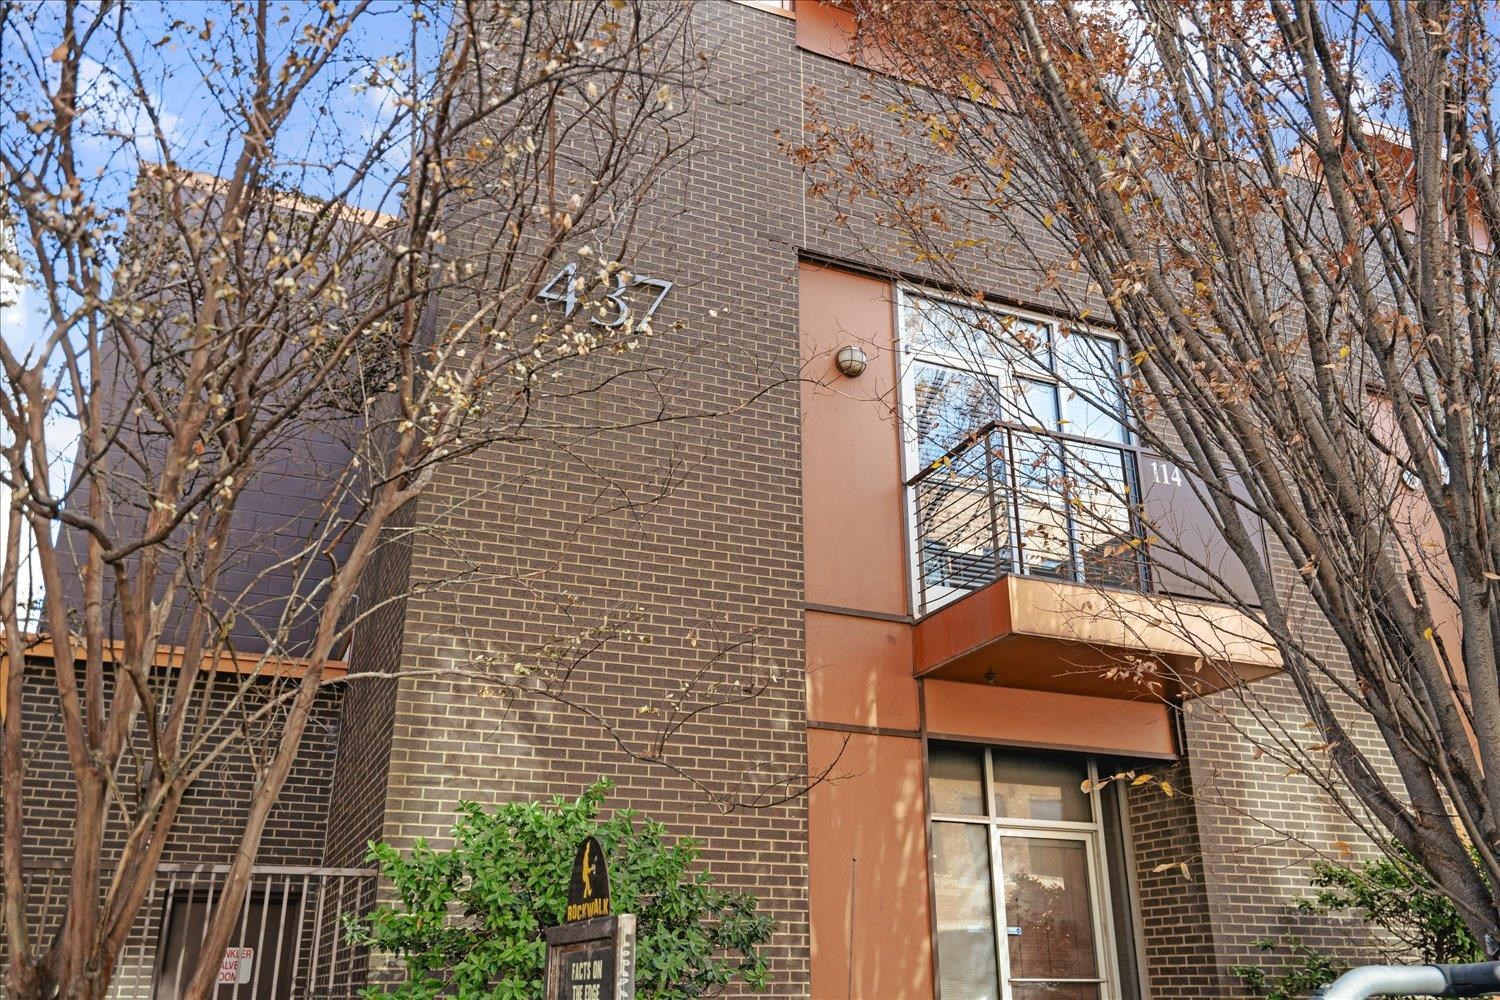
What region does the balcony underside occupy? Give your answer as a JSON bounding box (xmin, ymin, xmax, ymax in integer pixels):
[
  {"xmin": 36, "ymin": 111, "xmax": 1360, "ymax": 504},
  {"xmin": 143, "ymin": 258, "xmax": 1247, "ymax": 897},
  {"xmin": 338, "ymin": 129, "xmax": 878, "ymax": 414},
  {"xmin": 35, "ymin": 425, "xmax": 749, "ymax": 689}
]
[{"xmin": 913, "ymin": 575, "xmax": 1281, "ymax": 700}]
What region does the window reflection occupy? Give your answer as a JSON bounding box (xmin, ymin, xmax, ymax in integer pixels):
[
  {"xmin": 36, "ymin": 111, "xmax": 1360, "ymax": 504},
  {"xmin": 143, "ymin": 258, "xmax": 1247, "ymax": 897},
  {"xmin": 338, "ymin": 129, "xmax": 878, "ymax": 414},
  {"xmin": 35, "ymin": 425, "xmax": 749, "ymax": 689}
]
[
  {"xmin": 904, "ymin": 295, "xmax": 1143, "ymax": 603},
  {"xmin": 1056, "ymin": 332, "xmax": 1127, "ymax": 444},
  {"xmin": 933, "ymin": 823, "xmax": 1001, "ymax": 1000},
  {"xmin": 1003, "ymin": 838, "xmax": 1099, "ymax": 981},
  {"xmin": 915, "ymin": 361, "xmax": 1001, "ymax": 467},
  {"xmin": 930, "ymin": 744, "xmax": 986, "ymax": 816},
  {"xmin": 991, "ymin": 753, "xmax": 1092, "ymax": 824}
]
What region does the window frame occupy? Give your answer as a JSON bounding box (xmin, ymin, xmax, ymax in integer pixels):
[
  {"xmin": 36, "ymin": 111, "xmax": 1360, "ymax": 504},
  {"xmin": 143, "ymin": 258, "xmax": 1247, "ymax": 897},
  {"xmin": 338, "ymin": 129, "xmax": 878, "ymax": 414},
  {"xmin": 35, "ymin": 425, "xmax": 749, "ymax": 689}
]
[
  {"xmin": 897, "ymin": 286, "xmax": 1138, "ymax": 615},
  {"xmin": 927, "ymin": 745, "xmax": 1128, "ymax": 1000}
]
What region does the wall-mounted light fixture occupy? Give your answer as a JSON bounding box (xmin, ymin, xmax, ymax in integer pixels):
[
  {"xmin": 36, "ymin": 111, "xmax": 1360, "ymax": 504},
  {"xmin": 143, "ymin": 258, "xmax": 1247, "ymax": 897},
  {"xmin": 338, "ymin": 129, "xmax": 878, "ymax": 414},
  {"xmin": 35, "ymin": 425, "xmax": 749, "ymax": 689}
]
[{"xmin": 835, "ymin": 344, "xmax": 868, "ymax": 377}]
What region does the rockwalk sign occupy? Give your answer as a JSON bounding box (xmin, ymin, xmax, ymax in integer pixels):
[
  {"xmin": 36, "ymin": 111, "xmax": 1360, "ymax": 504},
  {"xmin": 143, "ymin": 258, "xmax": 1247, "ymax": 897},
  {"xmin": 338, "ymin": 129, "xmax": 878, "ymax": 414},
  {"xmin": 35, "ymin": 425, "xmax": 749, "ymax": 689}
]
[{"xmin": 544, "ymin": 836, "xmax": 636, "ymax": 1000}]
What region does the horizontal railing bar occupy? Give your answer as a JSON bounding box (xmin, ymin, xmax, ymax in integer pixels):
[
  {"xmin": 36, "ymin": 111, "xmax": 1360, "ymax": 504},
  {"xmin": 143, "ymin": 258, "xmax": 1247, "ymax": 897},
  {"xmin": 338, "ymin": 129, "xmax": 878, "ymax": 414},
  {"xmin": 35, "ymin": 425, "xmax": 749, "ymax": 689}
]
[
  {"xmin": 910, "ymin": 419, "xmax": 1152, "ymax": 613},
  {"xmin": 905, "ymin": 418, "xmax": 1141, "ymax": 487}
]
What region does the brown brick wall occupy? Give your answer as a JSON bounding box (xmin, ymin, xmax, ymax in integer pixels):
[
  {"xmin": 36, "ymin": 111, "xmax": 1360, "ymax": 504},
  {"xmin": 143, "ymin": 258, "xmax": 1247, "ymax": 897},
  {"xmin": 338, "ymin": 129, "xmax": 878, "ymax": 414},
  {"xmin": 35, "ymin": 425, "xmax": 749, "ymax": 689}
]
[
  {"xmin": 1127, "ymin": 757, "xmax": 1234, "ymax": 997},
  {"xmin": 1180, "ymin": 679, "xmax": 1398, "ymax": 997},
  {"xmin": 365, "ymin": 3, "xmax": 812, "ymax": 993},
  {"xmin": 0, "ymin": 663, "xmax": 341, "ymax": 974},
  {"xmin": 322, "ymin": 500, "xmax": 417, "ymax": 870},
  {"xmin": 4, "ymin": 666, "xmax": 339, "ymax": 869}
]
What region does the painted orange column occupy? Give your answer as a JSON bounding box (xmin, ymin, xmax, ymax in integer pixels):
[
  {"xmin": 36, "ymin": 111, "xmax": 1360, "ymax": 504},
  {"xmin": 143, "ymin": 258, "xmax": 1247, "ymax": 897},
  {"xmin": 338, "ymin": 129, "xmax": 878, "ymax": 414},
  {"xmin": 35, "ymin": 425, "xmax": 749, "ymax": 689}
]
[
  {"xmin": 801, "ymin": 262, "xmax": 934, "ymax": 997},
  {"xmin": 808, "ymin": 729, "xmax": 933, "ymax": 999}
]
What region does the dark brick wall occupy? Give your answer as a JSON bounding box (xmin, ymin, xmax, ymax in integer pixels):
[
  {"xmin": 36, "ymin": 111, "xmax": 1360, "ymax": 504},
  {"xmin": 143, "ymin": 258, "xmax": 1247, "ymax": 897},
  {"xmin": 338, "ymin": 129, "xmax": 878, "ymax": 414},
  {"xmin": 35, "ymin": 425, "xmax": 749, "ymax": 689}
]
[
  {"xmin": 363, "ymin": 3, "xmax": 812, "ymax": 993},
  {"xmin": 1127, "ymin": 759, "xmax": 1233, "ymax": 996},
  {"xmin": 3, "ymin": 665, "xmax": 340, "ymax": 869},
  {"xmin": 0, "ymin": 661, "xmax": 340, "ymax": 970},
  {"xmin": 321, "ymin": 500, "xmax": 416, "ymax": 869}
]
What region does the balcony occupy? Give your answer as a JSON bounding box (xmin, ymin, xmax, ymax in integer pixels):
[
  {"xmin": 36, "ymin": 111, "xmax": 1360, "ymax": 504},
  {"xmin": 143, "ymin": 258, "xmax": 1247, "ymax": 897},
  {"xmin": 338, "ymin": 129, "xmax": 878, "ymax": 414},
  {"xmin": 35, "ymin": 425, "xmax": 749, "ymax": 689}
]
[
  {"xmin": 907, "ymin": 422, "xmax": 1280, "ymax": 697},
  {"xmin": 909, "ymin": 421, "xmax": 1149, "ymax": 614}
]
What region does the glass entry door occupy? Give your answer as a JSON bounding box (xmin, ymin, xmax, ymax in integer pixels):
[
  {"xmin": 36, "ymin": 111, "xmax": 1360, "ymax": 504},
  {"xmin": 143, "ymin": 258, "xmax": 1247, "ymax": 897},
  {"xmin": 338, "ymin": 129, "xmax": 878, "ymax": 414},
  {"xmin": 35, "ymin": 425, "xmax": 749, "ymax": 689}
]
[
  {"xmin": 997, "ymin": 833, "xmax": 1107, "ymax": 999},
  {"xmin": 929, "ymin": 745, "xmax": 1128, "ymax": 1000}
]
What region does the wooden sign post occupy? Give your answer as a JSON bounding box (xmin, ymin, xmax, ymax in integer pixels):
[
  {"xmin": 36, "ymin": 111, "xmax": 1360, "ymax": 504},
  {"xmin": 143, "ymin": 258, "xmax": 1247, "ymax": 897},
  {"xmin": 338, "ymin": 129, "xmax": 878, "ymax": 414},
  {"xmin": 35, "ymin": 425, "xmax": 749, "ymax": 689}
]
[{"xmin": 544, "ymin": 836, "xmax": 636, "ymax": 1000}]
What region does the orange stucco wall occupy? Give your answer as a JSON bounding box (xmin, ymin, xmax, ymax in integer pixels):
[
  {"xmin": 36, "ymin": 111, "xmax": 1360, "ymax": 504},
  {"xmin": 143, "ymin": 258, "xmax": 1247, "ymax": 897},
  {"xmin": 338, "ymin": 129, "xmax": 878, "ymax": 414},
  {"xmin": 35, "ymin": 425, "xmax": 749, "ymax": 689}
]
[
  {"xmin": 807, "ymin": 610, "xmax": 919, "ymax": 731},
  {"xmin": 924, "ymin": 680, "xmax": 1177, "ymax": 758},
  {"xmin": 801, "ymin": 262, "xmax": 931, "ymax": 997},
  {"xmin": 795, "ymin": 2, "xmax": 858, "ymax": 64},
  {"xmin": 799, "ymin": 262, "xmax": 908, "ymax": 616},
  {"xmin": 808, "ymin": 729, "xmax": 933, "ymax": 999},
  {"xmin": 799, "ymin": 263, "xmax": 1180, "ymax": 999}
]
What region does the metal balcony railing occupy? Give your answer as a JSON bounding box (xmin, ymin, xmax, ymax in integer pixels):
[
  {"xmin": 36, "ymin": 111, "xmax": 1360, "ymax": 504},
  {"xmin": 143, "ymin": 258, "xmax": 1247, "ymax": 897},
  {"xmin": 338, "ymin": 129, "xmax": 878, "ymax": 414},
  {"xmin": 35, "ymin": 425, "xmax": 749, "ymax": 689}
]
[
  {"xmin": 4, "ymin": 861, "xmax": 376, "ymax": 999},
  {"xmin": 907, "ymin": 421, "xmax": 1150, "ymax": 616}
]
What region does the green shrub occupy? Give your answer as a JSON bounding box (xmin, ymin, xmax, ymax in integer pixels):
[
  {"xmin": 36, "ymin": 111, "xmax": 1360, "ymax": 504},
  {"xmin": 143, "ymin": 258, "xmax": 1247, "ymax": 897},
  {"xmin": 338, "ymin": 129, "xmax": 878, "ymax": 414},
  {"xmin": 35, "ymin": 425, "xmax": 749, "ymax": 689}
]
[
  {"xmin": 1231, "ymin": 845, "xmax": 1484, "ymax": 999},
  {"xmin": 1296, "ymin": 848, "xmax": 1482, "ymax": 965},
  {"xmin": 1232, "ymin": 938, "xmax": 1342, "ymax": 1000},
  {"xmin": 350, "ymin": 780, "xmax": 773, "ymax": 1000}
]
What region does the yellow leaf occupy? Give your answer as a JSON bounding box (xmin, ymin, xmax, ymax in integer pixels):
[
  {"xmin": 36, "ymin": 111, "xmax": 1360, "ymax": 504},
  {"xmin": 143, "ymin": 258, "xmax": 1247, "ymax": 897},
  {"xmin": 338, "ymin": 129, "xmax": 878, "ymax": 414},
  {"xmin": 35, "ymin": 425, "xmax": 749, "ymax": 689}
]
[
  {"xmin": 1151, "ymin": 862, "xmax": 1175, "ymax": 873},
  {"xmin": 1423, "ymin": 626, "xmax": 1434, "ymax": 641},
  {"xmin": 1042, "ymin": 214, "xmax": 1055, "ymax": 229},
  {"xmin": 1160, "ymin": 780, "xmax": 1175, "ymax": 797},
  {"xmin": 1131, "ymin": 773, "xmax": 1154, "ymax": 786}
]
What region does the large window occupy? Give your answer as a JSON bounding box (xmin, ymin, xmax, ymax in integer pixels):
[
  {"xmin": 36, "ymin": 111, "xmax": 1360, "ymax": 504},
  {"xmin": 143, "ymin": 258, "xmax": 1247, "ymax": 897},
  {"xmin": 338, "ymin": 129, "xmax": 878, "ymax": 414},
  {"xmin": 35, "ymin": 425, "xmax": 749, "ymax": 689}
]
[
  {"xmin": 902, "ymin": 293, "xmax": 1144, "ymax": 611},
  {"xmin": 928, "ymin": 744, "xmax": 1144, "ymax": 1000}
]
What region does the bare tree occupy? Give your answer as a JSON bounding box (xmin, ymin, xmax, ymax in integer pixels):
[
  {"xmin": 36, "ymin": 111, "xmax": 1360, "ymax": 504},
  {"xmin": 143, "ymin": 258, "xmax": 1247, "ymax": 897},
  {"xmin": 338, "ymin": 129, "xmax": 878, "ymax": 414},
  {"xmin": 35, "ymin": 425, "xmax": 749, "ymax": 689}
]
[
  {"xmin": 790, "ymin": 0, "xmax": 1500, "ymax": 950},
  {"xmin": 0, "ymin": 2, "xmax": 822, "ymax": 997}
]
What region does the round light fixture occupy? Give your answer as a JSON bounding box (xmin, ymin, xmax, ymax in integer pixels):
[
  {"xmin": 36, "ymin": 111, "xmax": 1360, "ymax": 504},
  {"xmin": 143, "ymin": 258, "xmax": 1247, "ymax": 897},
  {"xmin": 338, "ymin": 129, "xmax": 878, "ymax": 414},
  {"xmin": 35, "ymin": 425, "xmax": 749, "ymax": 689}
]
[{"xmin": 835, "ymin": 344, "xmax": 868, "ymax": 377}]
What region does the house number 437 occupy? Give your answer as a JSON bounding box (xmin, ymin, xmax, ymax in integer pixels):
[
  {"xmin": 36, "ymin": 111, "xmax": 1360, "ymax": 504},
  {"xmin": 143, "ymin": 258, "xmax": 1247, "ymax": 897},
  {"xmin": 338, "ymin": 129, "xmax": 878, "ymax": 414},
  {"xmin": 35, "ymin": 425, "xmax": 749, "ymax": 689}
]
[{"xmin": 536, "ymin": 264, "xmax": 673, "ymax": 329}]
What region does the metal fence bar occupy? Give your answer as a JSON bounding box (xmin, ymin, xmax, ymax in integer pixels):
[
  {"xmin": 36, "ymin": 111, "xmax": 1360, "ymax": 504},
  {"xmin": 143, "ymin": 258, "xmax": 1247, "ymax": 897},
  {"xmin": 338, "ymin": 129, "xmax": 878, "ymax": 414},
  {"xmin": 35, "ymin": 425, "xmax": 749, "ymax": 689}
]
[
  {"xmin": 982, "ymin": 427, "xmax": 1003, "ymax": 579},
  {"xmin": 133, "ymin": 875, "xmax": 159, "ymax": 999},
  {"xmin": 288, "ymin": 873, "xmax": 311, "ymax": 997},
  {"xmin": 1006, "ymin": 427, "xmax": 1025, "ymax": 581},
  {"xmin": 251, "ymin": 872, "xmax": 272, "ymax": 998},
  {"xmin": 327, "ymin": 877, "xmax": 348, "ymax": 993},
  {"xmin": 906, "ymin": 419, "xmax": 1152, "ymax": 613},
  {"xmin": 8, "ymin": 861, "xmax": 375, "ymax": 999},
  {"xmin": 307, "ymin": 872, "xmax": 327, "ymax": 994},
  {"xmin": 267, "ymin": 874, "xmax": 291, "ymax": 1000},
  {"xmin": 171, "ymin": 870, "xmax": 194, "ymax": 995}
]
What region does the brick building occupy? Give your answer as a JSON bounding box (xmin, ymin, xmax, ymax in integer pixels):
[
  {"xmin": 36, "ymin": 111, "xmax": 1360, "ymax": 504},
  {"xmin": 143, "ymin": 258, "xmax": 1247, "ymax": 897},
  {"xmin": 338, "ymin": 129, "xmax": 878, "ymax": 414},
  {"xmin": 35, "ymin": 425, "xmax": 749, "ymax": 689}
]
[{"xmin": 5, "ymin": 2, "xmax": 1410, "ymax": 998}]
